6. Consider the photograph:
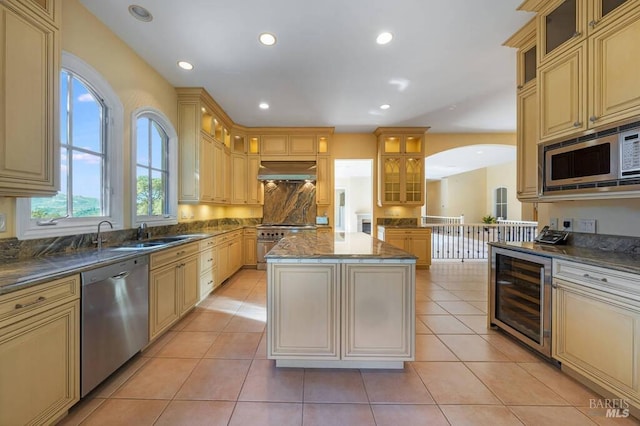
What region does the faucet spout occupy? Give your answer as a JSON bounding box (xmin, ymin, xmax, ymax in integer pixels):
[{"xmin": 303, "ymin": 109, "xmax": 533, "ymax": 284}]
[{"xmin": 95, "ymin": 220, "xmax": 113, "ymax": 250}]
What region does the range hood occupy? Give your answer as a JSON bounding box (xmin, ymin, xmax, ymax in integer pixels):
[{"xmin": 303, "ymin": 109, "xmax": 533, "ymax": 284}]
[{"xmin": 257, "ymin": 161, "xmax": 317, "ymax": 181}]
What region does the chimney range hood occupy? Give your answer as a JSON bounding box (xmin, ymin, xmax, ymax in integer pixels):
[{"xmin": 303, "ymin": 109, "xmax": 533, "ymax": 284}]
[{"xmin": 257, "ymin": 161, "xmax": 317, "ymax": 181}]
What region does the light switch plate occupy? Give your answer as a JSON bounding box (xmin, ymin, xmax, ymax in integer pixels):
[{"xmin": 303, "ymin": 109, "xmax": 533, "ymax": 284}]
[{"xmin": 0, "ymin": 213, "xmax": 6, "ymax": 232}]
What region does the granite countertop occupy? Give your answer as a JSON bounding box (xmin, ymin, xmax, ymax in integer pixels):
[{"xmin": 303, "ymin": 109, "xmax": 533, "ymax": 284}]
[
  {"xmin": 0, "ymin": 225, "xmax": 246, "ymax": 295},
  {"xmin": 265, "ymin": 232, "xmax": 417, "ymax": 260},
  {"xmin": 489, "ymin": 241, "xmax": 640, "ymax": 275}
]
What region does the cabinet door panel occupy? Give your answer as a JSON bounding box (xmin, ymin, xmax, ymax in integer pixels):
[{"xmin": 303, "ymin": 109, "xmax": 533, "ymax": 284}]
[
  {"xmin": 409, "ymin": 232, "xmax": 431, "ymax": 268},
  {"xmin": 150, "ymin": 265, "xmax": 179, "ymax": 340},
  {"xmin": 554, "ymin": 282, "xmax": 640, "ymax": 393},
  {"xmin": 268, "ymin": 264, "xmax": 339, "ymax": 358},
  {"xmin": 342, "ymin": 264, "xmax": 413, "ymax": 359},
  {"xmin": 0, "ymin": 5, "xmax": 57, "ymax": 195},
  {"xmin": 180, "ymin": 256, "xmax": 199, "ymax": 314},
  {"xmin": 261, "ymin": 135, "xmax": 288, "ymax": 155},
  {"xmin": 589, "ymin": 10, "xmax": 640, "ymax": 127},
  {"xmin": 247, "ymin": 155, "xmax": 263, "ymax": 204},
  {"xmin": 539, "ymin": 44, "xmax": 587, "ymax": 142},
  {"xmin": 289, "ymin": 135, "xmax": 316, "ymax": 155},
  {"xmin": 231, "ymin": 153, "xmax": 247, "ymax": 204},
  {"xmin": 217, "ymin": 243, "xmax": 230, "ymax": 284},
  {"xmin": 316, "ymin": 156, "xmax": 331, "ymax": 205},
  {"xmin": 517, "ymin": 86, "xmax": 539, "ymax": 200},
  {"xmin": 0, "ymin": 301, "xmax": 78, "ymax": 426}
]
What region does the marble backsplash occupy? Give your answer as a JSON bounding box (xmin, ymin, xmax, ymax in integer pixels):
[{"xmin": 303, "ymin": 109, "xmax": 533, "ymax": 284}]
[
  {"xmin": 263, "ymin": 181, "xmax": 316, "ymax": 224},
  {"xmin": 0, "ymin": 217, "xmax": 261, "ymax": 262},
  {"xmin": 570, "ymin": 232, "xmax": 640, "ymax": 254},
  {"xmin": 376, "ymin": 217, "xmax": 419, "ymax": 226}
]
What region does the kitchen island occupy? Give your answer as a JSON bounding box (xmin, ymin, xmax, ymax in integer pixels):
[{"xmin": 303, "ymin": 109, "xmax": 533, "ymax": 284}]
[{"xmin": 265, "ymin": 232, "xmax": 416, "ymax": 369}]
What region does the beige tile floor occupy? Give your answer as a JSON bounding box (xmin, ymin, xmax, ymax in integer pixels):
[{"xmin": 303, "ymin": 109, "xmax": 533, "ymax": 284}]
[{"xmin": 59, "ymin": 262, "xmax": 640, "ymax": 426}]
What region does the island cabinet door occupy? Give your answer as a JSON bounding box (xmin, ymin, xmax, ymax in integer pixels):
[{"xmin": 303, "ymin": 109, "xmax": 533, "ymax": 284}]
[
  {"xmin": 341, "ymin": 264, "xmax": 415, "ymax": 360},
  {"xmin": 268, "ymin": 264, "xmax": 339, "ymax": 359}
]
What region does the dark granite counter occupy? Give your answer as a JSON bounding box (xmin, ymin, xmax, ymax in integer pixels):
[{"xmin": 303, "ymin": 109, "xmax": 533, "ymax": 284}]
[
  {"xmin": 489, "ymin": 241, "xmax": 640, "ymax": 275},
  {"xmin": 0, "ymin": 226, "xmax": 246, "ymax": 295},
  {"xmin": 265, "ymin": 232, "xmax": 417, "ymax": 261}
]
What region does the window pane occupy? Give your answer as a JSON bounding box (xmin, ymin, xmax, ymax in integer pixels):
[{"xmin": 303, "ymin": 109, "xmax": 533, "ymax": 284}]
[
  {"xmin": 72, "ymin": 151, "xmax": 102, "ymax": 217},
  {"xmin": 60, "ymin": 72, "xmax": 69, "ymax": 146},
  {"xmin": 150, "ymin": 121, "xmax": 165, "ymax": 170},
  {"xmin": 151, "ymin": 170, "xmax": 166, "ymax": 215},
  {"xmin": 71, "ymin": 77, "xmax": 102, "ymax": 153},
  {"xmin": 137, "ymin": 118, "xmax": 149, "ymax": 166},
  {"xmin": 136, "ymin": 166, "xmax": 150, "ymax": 216}
]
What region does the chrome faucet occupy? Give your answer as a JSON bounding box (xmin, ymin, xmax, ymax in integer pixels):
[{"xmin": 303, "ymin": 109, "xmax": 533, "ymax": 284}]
[
  {"xmin": 137, "ymin": 222, "xmax": 149, "ymax": 241},
  {"xmin": 94, "ymin": 220, "xmax": 113, "ymax": 250}
]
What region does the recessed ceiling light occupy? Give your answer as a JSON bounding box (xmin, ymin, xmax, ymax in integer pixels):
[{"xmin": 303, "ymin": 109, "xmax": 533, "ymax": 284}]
[
  {"xmin": 376, "ymin": 32, "xmax": 393, "ymax": 45},
  {"xmin": 259, "ymin": 102, "xmax": 270, "ymax": 110},
  {"xmin": 259, "ymin": 33, "xmax": 277, "ymax": 46},
  {"xmin": 380, "ymin": 104, "xmax": 391, "ymax": 110},
  {"xmin": 128, "ymin": 5, "xmax": 153, "ymax": 22},
  {"xmin": 177, "ymin": 61, "xmax": 193, "ymax": 70}
]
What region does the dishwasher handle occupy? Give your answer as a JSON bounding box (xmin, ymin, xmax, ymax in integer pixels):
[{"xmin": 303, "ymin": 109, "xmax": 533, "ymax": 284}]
[{"xmin": 111, "ymin": 271, "xmax": 130, "ymax": 280}]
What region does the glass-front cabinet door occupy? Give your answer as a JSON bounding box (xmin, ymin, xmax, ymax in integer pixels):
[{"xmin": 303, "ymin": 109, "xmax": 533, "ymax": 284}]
[
  {"xmin": 382, "ymin": 157, "xmax": 401, "ymax": 203},
  {"xmin": 539, "ymin": 0, "xmax": 585, "ymax": 63},
  {"xmin": 404, "ymin": 157, "xmax": 423, "ymax": 203}
]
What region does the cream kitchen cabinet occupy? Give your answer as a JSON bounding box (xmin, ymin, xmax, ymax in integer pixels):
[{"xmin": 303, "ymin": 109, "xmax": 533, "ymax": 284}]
[
  {"xmin": 505, "ymin": 19, "xmax": 540, "ymax": 201},
  {"xmin": 552, "ymin": 259, "xmax": 640, "ymax": 412},
  {"xmin": 247, "ymin": 155, "xmax": 263, "ymax": 205},
  {"xmin": 243, "ymin": 228, "xmax": 257, "ymax": 267},
  {"xmin": 260, "ymin": 134, "xmax": 316, "ymax": 157},
  {"xmin": 532, "ymin": 0, "xmax": 640, "ymax": 142},
  {"xmin": 316, "ymin": 155, "xmax": 332, "ymax": 206},
  {"xmin": 199, "ymin": 237, "xmax": 216, "ymax": 301},
  {"xmin": 215, "ymin": 230, "xmax": 243, "ymax": 286},
  {"xmin": 375, "ymin": 127, "xmax": 429, "ymax": 206},
  {"xmin": 378, "ymin": 227, "xmax": 431, "ymax": 269},
  {"xmin": 231, "ymin": 152, "xmax": 247, "ymax": 204},
  {"xmin": 177, "ymin": 88, "xmax": 233, "ymax": 203},
  {"xmin": 0, "ymin": 274, "xmax": 79, "ymax": 426},
  {"xmin": 267, "ymin": 262, "xmax": 414, "ymax": 366},
  {"xmin": 0, "ymin": 0, "xmax": 60, "ymax": 196},
  {"xmin": 149, "ymin": 242, "xmax": 199, "ymax": 340}
]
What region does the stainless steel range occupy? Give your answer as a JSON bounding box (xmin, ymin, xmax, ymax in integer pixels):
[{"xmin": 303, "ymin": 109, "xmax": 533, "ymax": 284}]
[{"xmin": 256, "ymin": 224, "xmax": 317, "ymax": 270}]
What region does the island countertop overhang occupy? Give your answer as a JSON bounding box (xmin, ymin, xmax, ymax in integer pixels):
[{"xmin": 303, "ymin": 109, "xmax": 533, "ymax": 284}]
[{"xmin": 265, "ymin": 232, "xmax": 417, "ymax": 261}]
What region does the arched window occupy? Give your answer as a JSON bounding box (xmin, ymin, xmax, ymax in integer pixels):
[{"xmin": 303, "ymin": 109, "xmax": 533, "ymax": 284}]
[
  {"xmin": 495, "ymin": 187, "xmax": 508, "ymax": 220},
  {"xmin": 17, "ymin": 52, "xmax": 123, "ymax": 239},
  {"xmin": 131, "ymin": 108, "xmax": 177, "ymax": 226}
]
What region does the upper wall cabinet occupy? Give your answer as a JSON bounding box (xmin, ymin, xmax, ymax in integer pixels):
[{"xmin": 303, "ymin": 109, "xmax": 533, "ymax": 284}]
[
  {"xmin": 260, "ymin": 134, "xmax": 316, "ymax": 158},
  {"xmin": 0, "ymin": 0, "xmax": 60, "ymax": 196},
  {"xmin": 505, "ymin": 18, "xmax": 540, "ymax": 201},
  {"xmin": 535, "ymin": 0, "xmax": 640, "ymax": 142},
  {"xmin": 375, "ymin": 127, "xmax": 429, "ymax": 207},
  {"xmin": 177, "ymin": 88, "xmax": 233, "ymax": 204}
]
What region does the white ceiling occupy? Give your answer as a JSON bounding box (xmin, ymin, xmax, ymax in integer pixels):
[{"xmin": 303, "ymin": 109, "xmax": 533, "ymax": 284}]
[
  {"xmin": 78, "ymin": 1, "xmax": 533, "ymax": 133},
  {"xmin": 425, "ymin": 144, "xmax": 516, "ymax": 180}
]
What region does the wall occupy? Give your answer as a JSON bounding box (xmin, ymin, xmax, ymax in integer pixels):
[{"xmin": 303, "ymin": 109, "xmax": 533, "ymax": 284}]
[
  {"xmin": 425, "ymin": 133, "xmax": 516, "ymax": 157},
  {"xmin": 485, "ymin": 160, "xmax": 521, "ymax": 221},
  {"xmin": 0, "ymin": 0, "xmax": 179, "ymax": 239},
  {"xmin": 538, "ymin": 199, "xmax": 640, "ymax": 237}
]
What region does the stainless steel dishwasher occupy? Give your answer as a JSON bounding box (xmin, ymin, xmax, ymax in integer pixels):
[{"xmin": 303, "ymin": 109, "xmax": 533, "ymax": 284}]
[{"xmin": 81, "ymin": 255, "xmax": 149, "ymax": 397}]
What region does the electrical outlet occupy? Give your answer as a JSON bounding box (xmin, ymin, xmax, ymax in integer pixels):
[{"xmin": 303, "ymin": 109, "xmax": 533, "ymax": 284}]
[
  {"xmin": 576, "ymin": 219, "xmax": 597, "ymax": 234},
  {"xmin": 180, "ymin": 210, "xmax": 188, "ymax": 219},
  {"xmin": 561, "ymin": 218, "xmax": 573, "ymax": 231},
  {"xmin": 549, "ymin": 218, "xmax": 558, "ymax": 230},
  {"xmin": 0, "ymin": 213, "xmax": 6, "ymax": 232}
]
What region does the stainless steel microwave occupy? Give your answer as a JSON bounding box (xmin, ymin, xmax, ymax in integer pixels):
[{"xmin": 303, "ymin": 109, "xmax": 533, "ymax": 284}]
[{"xmin": 544, "ymin": 135, "xmax": 619, "ymax": 187}]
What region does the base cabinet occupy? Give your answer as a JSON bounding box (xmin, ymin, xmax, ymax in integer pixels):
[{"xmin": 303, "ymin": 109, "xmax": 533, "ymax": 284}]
[
  {"xmin": 215, "ymin": 230, "xmax": 243, "ymax": 286},
  {"xmin": 0, "ymin": 274, "xmax": 79, "ymax": 426},
  {"xmin": 267, "ymin": 262, "xmax": 415, "ymax": 366},
  {"xmin": 378, "ymin": 228, "xmax": 431, "ymax": 269},
  {"xmin": 552, "ymin": 260, "xmax": 640, "ymax": 411},
  {"xmin": 243, "ymin": 229, "xmax": 257, "ymax": 267},
  {"xmin": 149, "ymin": 243, "xmax": 199, "ymax": 341}
]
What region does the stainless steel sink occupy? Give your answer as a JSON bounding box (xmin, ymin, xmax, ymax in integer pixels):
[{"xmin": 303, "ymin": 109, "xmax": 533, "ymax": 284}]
[{"xmin": 107, "ymin": 235, "xmax": 195, "ymax": 251}]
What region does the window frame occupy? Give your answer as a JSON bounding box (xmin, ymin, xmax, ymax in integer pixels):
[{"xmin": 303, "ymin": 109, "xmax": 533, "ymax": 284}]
[
  {"xmin": 130, "ymin": 107, "xmax": 178, "ymax": 228},
  {"xmin": 16, "ymin": 51, "xmax": 124, "ymax": 240},
  {"xmin": 495, "ymin": 186, "xmax": 508, "ymax": 220}
]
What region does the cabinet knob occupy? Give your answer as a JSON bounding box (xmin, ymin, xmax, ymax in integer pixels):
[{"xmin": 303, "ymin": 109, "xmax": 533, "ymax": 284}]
[
  {"xmin": 589, "ymin": 115, "xmax": 598, "ymax": 123},
  {"xmin": 573, "ymin": 121, "xmax": 582, "ymax": 127},
  {"xmin": 572, "ymin": 31, "xmax": 582, "ymax": 38},
  {"xmin": 589, "ymin": 20, "xmax": 598, "ymax": 29},
  {"xmin": 517, "ymin": 85, "xmax": 523, "ymax": 90}
]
